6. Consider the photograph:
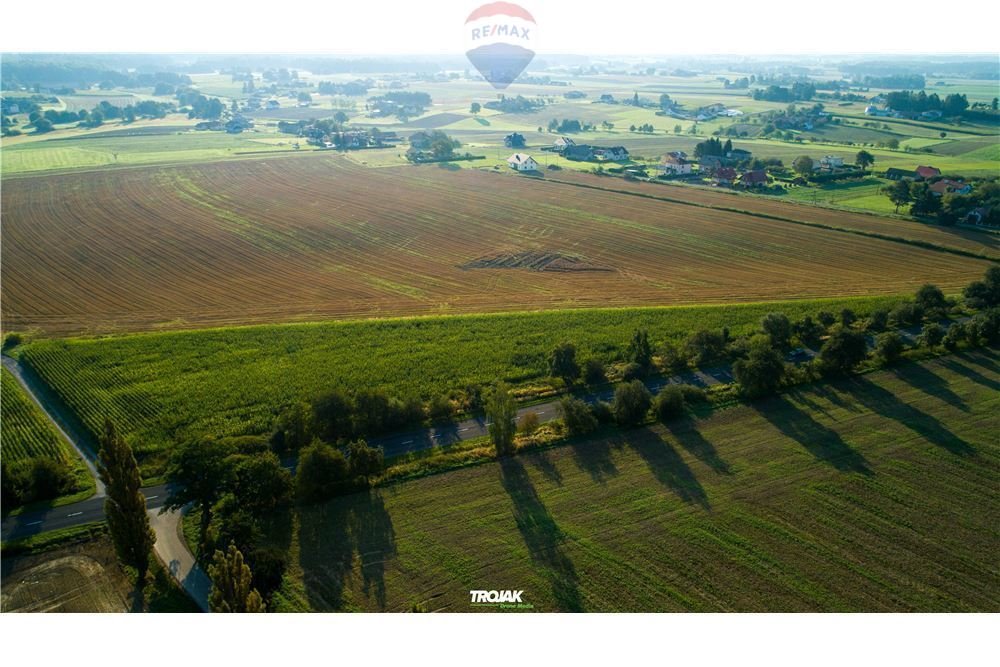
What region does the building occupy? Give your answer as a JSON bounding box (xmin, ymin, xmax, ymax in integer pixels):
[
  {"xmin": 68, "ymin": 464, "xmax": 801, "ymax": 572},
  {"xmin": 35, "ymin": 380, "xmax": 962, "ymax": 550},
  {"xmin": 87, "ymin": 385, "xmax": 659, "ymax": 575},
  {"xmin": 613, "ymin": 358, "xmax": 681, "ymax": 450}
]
[
  {"xmin": 885, "ymin": 168, "xmax": 918, "ymax": 181},
  {"xmin": 594, "ymin": 146, "xmax": 629, "ymax": 161},
  {"xmin": 659, "ymin": 154, "xmax": 694, "ymax": 175},
  {"xmin": 504, "ymin": 133, "xmax": 526, "ymax": 148},
  {"xmin": 713, "ymin": 167, "xmax": 737, "ymax": 185},
  {"xmin": 920, "ymin": 110, "xmax": 943, "ymax": 120},
  {"xmin": 816, "ymin": 155, "xmax": 845, "ymax": 170},
  {"xmin": 739, "ymin": 169, "xmax": 769, "ymax": 187},
  {"xmin": 915, "ymin": 165, "xmax": 942, "ymax": 180},
  {"xmin": 929, "ymin": 179, "xmax": 972, "ymax": 196},
  {"xmin": 552, "ymin": 136, "xmax": 576, "ymax": 151},
  {"xmin": 699, "ymin": 155, "xmax": 725, "ymax": 171},
  {"xmin": 507, "ymin": 153, "xmax": 539, "ymax": 171},
  {"xmin": 727, "ymin": 148, "xmax": 752, "ymax": 161},
  {"xmin": 563, "ymin": 145, "xmax": 595, "ymax": 161}
]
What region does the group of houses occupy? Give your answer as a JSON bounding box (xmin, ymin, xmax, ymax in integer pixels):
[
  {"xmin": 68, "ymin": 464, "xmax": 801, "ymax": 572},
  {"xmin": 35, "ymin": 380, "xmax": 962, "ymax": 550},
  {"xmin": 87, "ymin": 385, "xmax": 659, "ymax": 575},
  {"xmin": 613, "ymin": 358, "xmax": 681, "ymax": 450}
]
[
  {"xmin": 885, "ymin": 165, "xmax": 942, "ymax": 181},
  {"xmin": 506, "ymin": 136, "xmax": 632, "ymax": 172}
]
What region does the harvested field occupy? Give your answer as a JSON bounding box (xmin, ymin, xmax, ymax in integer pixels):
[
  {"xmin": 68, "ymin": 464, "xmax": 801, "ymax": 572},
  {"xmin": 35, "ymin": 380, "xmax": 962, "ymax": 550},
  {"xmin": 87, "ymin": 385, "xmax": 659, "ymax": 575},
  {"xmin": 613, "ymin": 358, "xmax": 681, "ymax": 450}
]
[
  {"xmin": 2, "ymin": 154, "xmax": 994, "ymax": 335},
  {"xmin": 273, "ymin": 351, "xmax": 1000, "ymax": 612},
  {"xmin": 461, "ymin": 250, "xmax": 613, "ymax": 272},
  {"xmin": 545, "ymin": 170, "xmax": 1000, "ymax": 259}
]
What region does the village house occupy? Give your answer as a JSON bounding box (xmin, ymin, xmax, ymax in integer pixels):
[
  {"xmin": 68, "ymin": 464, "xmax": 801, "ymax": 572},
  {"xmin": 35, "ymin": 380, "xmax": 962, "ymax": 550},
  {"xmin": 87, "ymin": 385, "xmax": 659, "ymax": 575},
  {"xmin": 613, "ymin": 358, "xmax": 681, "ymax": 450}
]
[
  {"xmin": 915, "ymin": 165, "xmax": 942, "ymax": 180},
  {"xmin": 713, "ymin": 167, "xmax": 738, "ymax": 186},
  {"xmin": 699, "ymin": 155, "xmax": 725, "ymax": 171},
  {"xmin": 659, "ymin": 154, "xmax": 694, "ymax": 175},
  {"xmin": 726, "ymin": 148, "xmax": 753, "ymax": 161},
  {"xmin": 593, "ymin": 146, "xmax": 630, "ymax": 161},
  {"xmin": 739, "ymin": 169, "xmax": 769, "ymax": 188},
  {"xmin": 929, "ymin": 179, "xmax": 973, "ymax": 196},
  {"xmin": 816, "ymin": 155, "xmax": 845, "ymax": 170},
  {"xmin": 885, "ymin": 168, "xmax": 918, "ymax": 181},
  {"xmin": 563, "ymin": 145, "xmax": 595, "ymax": 161},
  {"xmin": 965, "ymin": 207, "xmax": 992, "ymax": 225},
  {"xmin": 507, "ymin": 153, "xmax": 540, "ymax": 171}
]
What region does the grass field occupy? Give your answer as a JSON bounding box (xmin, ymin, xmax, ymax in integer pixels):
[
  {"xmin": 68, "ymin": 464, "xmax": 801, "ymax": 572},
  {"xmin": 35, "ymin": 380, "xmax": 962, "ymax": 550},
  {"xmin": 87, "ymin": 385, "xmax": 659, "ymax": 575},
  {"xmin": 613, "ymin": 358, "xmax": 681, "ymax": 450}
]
[
  {"xmin": 17, "ymin": 296, "xmax": 904, "ymax": 476},
  {"xmin": 269, "ymin": 351, "xmax": 1000, "ymax": 612},
  {"xmin": 3, "ymin": 154, "xmax": 995, "ymax": 336}
]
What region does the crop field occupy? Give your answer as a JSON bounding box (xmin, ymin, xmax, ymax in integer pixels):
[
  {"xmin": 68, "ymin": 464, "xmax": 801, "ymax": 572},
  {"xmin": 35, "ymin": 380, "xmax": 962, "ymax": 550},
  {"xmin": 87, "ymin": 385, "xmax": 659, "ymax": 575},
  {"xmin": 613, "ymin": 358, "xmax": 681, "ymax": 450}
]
[
  {"xmin": 271, "ymin": 351, "xmax": 1000, "ymax": 612},
  {"xmin": 0, "ymin": 368, "xmax": 82, "ymax": 468},
  {"xmin": 543, "ymin": 170, "xmax": 1000, "ymax": 258},
  {"xmin": 16, "ymin": 295, "xmax": 903, "ymax": 476},
  {"xmin": 3, "ymin": 155, "xmax": 994, "ymax": 336}
]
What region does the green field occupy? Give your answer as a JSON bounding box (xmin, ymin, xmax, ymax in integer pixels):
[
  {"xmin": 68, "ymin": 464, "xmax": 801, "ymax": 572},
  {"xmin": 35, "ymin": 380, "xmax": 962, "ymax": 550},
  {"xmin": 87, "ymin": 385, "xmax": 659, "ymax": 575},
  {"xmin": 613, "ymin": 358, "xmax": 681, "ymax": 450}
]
[
  {"xmin": 18, "ymin": 296, "xmax": 903, "ymax": 476},
  {"xmin": 271, "ymin": 351, "xmax": 1000, "ymax": 612}
]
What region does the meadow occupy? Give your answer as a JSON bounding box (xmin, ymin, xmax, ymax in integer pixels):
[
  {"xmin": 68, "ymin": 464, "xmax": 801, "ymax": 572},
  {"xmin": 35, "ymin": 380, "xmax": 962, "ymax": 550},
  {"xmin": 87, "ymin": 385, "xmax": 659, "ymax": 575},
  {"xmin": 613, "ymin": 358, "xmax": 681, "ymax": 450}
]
[
  {"xmin": 17, "ymin": 296, "xmax": 904, "ymax": 476},
  {"xmin": 271, "ymin": 351, "xmax": 1000, "ymax": 612},
  {"xmin": 3, "ymin": 155, "xmax": 994, "ymax": 336}
]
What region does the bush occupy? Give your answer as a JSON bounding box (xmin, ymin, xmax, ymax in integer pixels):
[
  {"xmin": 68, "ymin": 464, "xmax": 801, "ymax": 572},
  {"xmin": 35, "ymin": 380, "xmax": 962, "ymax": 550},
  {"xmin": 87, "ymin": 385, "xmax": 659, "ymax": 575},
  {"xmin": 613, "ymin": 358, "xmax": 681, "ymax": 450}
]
[
  {"xmin": 942, "ymin": 322, "xmax": 966, "ymax": 351},
  {"xmin": 247, "ymin": 546, "xmax": 288, "ymax": 601},
  {"xmin": 653, "ymin": 386, "xmax": 685, "ymax": 421},
  {"xmin": 657, "ymin": 341, "xmax": 688, "ymax": 374},
  {"xmin": 917, "ymin": 323, "xmax": 945, "ymax": 349},
  {"xmin": 890, "ymin": 302, "xmax": 924, "ymax": 327},
  {"xmin": 818, "ymin": 329, "xmax": 868, "ymax": 375},
  {"xmin": 685, "ymin": 329, "xmax": 727, "ymax": 365},
  {"xmin": 733, "ymin": 335, "xmax": 785, "ymax": 398},
  {"xmin": 590, "ymin": 400, "xmax": 614, "ymax": 424},
  {"xmin": 874, "ymin": 332, "xmax": 905, "ymax": 366},
  {"xmin": 865, "ymin": 309, "xmax": 889, "ymax": 333},
  {"xmin": 621, "ymin": 362, "xmax": 645, "ymax": 381},
  {"xmin": 296, "ymin": 442, "xmax": 350, "ymax": 503},
  {"xmin": 793, "ymin": 316, "xmax": 824, "ymax": 345},
  {"xmin": 517, "ymin": 411, "xmax": 540, "ymax": 435},
  {"xmin": 613, "ymin": 380, "xmax": 653, "ymax": 426},
  {"xmin": 760, "ymin": 312, "xmax": 792, "ymax": 348},
  {"xmin": 915, "ymin": 284, "xmax": 947, "ymax": 314},
  {"xmin": 3, "ymin": 332, "xmax": 23, "ymax": 349},
  {"xmin": 1, "ymin": 457, "xmax": 76, "ymax": 507},
  {"xmin": 558, "ymin": 397, "xmax": 598, "ymax": 435},
  {"xmin": 816, "ymin": 311, "xmax": 836, "ymax": 328},
  {"xmin": 678, "ymin": 384, "xmax": 707, "ymax": 404},
  {"xmin": 583, "ymin": 358, "xmax": 607, "ymax": 385},
  {"xmin": 427, "ymin": 395, "xmax": 454, "ymax": 423},
  {"xmin": 347, "ymin": 439, "xmax": 385, "ymax": 481}
]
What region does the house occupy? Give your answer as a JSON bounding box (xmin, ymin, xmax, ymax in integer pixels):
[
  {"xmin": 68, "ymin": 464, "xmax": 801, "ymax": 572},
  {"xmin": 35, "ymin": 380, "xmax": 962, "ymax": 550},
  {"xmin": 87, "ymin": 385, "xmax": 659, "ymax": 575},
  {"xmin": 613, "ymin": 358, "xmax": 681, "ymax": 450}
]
[
  {"xmin": 504, "ymin": 133, "xmax": 526, "ymax": 148},
  {"xmin": 659, "ymin": 154, "xmax": 694, "ymax": 175},
  {"xmin": 507, "ymin": 153, "xmax": 539, "ymax": 171},
  {"xmin": 713, "ymin": 167, "xmax": 737, "ymax": 185},
  {"xmin": 739, "ymin": 169, "xmax": 769, "ymax": 187},
  {"xmin": 929, "ymin": 179, "xmax": 972, "ymax": 196},
  {"xmin": 726, "ymin": 148, "xmax": 752, "ymax": 161},
  {"xmin": 965, "ymin": 207, "xmax": 992, "ymax": 225},
  {"xmin": 816, "ymin": 155, "xmax": 845, "ymax": 170},
  {"xmin": 266, "ymin": 99, "xmax": 280, "ymax": 109},
  {"xmin": 666, "ymin": 150, "xmax": 688, "ymax": 159},
  {"xmin": 593, "ymin": 146, "xmax": 629, "ymax": 161},
  {"xmin": 563, "ymin": 145, "xmax": 596, "ymax": 161},
  {"xmin": 553, "ymin": 136, "xmax": 576, "ymax": 151},
  {"xmin": 885, "ymin": 167, "xmax": 918, "ymax": 181},
  {"xmin": 699, "ymin": 155, "xmax": 725, "ymax": 171},
  {"xmin": 915, "ymin": 165, "xmax": 942, "ymax": 180},
  {"xmin": 920, "ymin": 110, "xmax": 943, "ymax": 120}
]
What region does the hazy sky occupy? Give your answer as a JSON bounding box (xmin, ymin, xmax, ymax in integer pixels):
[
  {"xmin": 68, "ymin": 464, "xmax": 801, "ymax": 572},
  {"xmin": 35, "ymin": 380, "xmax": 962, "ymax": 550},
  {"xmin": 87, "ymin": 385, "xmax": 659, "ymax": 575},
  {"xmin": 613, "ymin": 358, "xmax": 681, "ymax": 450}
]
[{"xmin": 4, "ymin": 0, "xmax": 999, "ymax": 55}]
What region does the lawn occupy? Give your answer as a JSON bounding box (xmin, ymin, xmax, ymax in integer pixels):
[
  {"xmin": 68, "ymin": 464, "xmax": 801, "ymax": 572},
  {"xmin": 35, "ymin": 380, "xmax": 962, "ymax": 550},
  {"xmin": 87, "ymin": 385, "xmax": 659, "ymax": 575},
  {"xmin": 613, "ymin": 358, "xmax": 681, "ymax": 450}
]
[{"xmin": 271, "ymin": 351, "xmax": 1000, "ymax": 612}]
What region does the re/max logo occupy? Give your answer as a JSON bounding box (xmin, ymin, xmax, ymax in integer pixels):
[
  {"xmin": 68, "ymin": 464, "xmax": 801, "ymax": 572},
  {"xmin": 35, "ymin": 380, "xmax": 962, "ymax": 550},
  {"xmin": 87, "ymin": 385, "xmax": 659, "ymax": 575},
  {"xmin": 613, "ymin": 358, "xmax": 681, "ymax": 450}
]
[{"xmin": 470, "ymin": 24, "xmax": 531, "ymax": 41}]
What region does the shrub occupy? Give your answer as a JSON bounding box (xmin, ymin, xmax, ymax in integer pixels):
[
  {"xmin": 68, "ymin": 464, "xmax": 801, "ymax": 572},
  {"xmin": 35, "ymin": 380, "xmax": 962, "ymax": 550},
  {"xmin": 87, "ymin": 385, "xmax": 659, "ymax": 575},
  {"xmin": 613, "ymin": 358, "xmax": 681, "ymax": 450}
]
[
  {"xmin": 816, "ymin": 311, "xmax": 836, "ymax": 328},
  {"xmin": 793, "ymin": 316, "xmax": 824, "ymax": 345},
  {"xmin": 621, "ymin": 362, "xmax": 645, "ymax": 381},
  {"xmin": 678, "ymin": 384, "xmax": 707, "ymax": 404},
  {"xmin": 733, "ymin": 335, "xmax": 785, "ymax": 398},
  {"xmin": 840, "ymin": 308, "xmax": 857, "ymax": 328},
  {"xmin": 583, "ymin": 358, "xmax": 607, "ymax": 385},
  {"xmin": 347, "ymin": 439, "xmax": 385, "ymax": 481},
  {"xmin": 890, "ymin": 302, "xmax": 924, "ymax": 327},
  {"xmin": 657, "ymin": 340, "xmax": 688, "ymax": 374},
  {"xmin": 558, "ymin": 397, "xmax": 598, "ymax": 436},
  {"xmin": 818, "ymin": 329, "xmax": 868, "ymax": 375},
  {"xmin": 1, "ymin": 457, "xmax": 76, "ymax": 507},
  {"xmin": 865, "ymin": 309, "xmax": 889, "ymax": 333},
  {"xmin": 942, "ymin": 322, "xmax": 966, "ymax": 351},
  {"xmin": 918, "ymin": 323, "xmax": 945, "ymax": 349},
  {"xmin": 653, "ymin": 386, "xmax": 685, "ymax": 421},
  {"xmin": 760, "ymin": 312, "xmax": 792, "ymax": 348},
  {"xmin": 874, "ymin": 331, "xmax": 905, "ymax": 366},
  {"xmin": 517, "ymin": 411, "xmax": 540, "ymax": 435},
  {"xmin": 296, "ymin": 441, "xmax": 350, "ymax": 503},
  {"xmin": 427, "ymin": 395, "xmax": 454, "ymax": 423},
  {"xmin": 685, "ymin": 329, "xmax": 727, "ymax": 365},
  {"xmin": 590, "ymin": 400, "xmax": 614, "ymax": 424},
  {"xmin": 3, "ymin": 332, "xmax": 23, "ymax": 349},
  {"xmin": 915, "ymin": 284, "xmax": 947, "ymax": 314},
  {"xmin": 613, "ymin": 380, "xmax": 653, "ymax": 426}
]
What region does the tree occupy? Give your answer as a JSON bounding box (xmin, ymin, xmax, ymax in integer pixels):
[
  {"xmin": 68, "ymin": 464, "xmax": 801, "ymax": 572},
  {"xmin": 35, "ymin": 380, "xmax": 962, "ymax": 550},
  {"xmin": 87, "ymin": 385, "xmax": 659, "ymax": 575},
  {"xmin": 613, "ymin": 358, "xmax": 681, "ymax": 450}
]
[
  {"xmin": 855, "ymin": 150, "xmax": 875, "ymax": 170},
  {"xmin": 627, "ymin": 329, "xmax": 653, "ymax": 369},
  {"xmin": 208, "ymin": 543, "xmax": 264, "ymax": 613},
  {"xmin": 98, "ymin": 419, "xmax": 155, "ymax": 582},
  {"xmin": 163, "ymin": 437, "xmax": 234, "ymax": 549},
  {"xmin": 918, "ymin": 323, "xmax": 945, "ymax": 349},
  {"xmin": 657, "ymin": 340, "xmax": 688, "ymax": 374},
  {"xmin": 612, "ymin": 380, "xmax": 652, "ymax": 426},
  {"xmin": 886, "ymin": 179, "xmax": 912, "ymax": 213},
  {"xmin": 874, "ymin": 331, "xmax": 905, "ymax": 366},
  {"xmin": 347, "ymin": 439, "xmax": 385, "ymax": 482},
  {"xmin": 963, "ymin": 267, "xmax": 1000, "ymax": 308},
  {"xmin": 33, "ymin": 118, "xmax": 54, "ymax": 133},
  {"xmin": 653, "ymin": 385, "xmax": 685, "ymax": 421},
  {"xmin": 470, "ymin": 102, "xmax": 481, "ymax": 114},
  {"xmin": 548, "ymin": 342, "xmax": 580, "ymax": 383},
  {"xmin": 866, "ymin": 308, "xmax": 890, "ymax": 333},
  {"xmin": 271, "ymin": 401, "xmax": 314, "ymax": 453},
  {"xmin": 760, "ymin": 312, "xmax": 792, "ymax": 349},
  {"xmin": 486, "ymin": 382, "xmax": 517, "ymax": 455},
  {"xmin": 228, "ymin": 452, "xmax": 293, "ymax": 517},
  {"xmin": 296, "ymin": 441, "xmax": 349, "ymax": 503},
  {"xmin": 557, "ymin": 397, "xmax": 597, "ymax": 436},
  {"xmin": 818, "ymin": 329, "xmax": 868, "ymax": 375},
  {"xmin": 915, "ymin": 283, "xmax": 947, "ymax": 315},
  {"xmin": 583, "ymin": 358, "xmax": 606, "ymax": 385},
  {"xmin": 733, "ymin": 335, "xmax": 785, "ymax": 398},
  {"xmin": 793, "ymin": 155, "xmax": 814, "ymax": 175},
  {"xmin": 910, "ymin": 182, "xmax": 942, "ymax": 217}
]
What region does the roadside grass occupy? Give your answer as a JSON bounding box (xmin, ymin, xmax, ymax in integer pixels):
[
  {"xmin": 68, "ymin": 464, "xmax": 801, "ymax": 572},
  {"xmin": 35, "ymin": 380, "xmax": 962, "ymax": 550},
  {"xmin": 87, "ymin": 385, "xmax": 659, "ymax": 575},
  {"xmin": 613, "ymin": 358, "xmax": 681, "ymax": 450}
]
[
  {"xmin": 269, "ymin": 350, "xmax": 1000, "ymax": 612},
  {"xmin": 19, "ymin": 296, "xmax": 904, "ymax": 477}
]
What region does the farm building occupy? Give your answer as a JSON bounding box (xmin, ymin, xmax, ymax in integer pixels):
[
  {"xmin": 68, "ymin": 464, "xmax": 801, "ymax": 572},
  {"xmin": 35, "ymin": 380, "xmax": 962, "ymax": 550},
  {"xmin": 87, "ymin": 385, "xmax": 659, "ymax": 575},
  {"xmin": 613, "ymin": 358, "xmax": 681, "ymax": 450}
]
[
  {"xmin": 594, "ymin": 146, "xmax": 629, "ymax": 161},
  {"xmin": 915, "ymin": 165, "xmax": 942, "ymax": 180},
  {"xmin": 713, "ymin": 167, "xmax": 738, "ymax": 185},
  {"xmin": 563, "ymin": 145, "xmax": 595, "ymax": 161},
  {"xmin": 739, "ymin": 169, "xmax": 769, "ymax": 187},
  {"xmin": 727, "ymin": 148, "xmax": 753, "ymax": 161},
  {"xmin": 885, "ymin": 168, "xmax": 918, "ymax": 181},
  {"xmin": 507, "ymin": 153, "xmax": 539, "ymax": 171},
  {"xmin": 553, "ymin": 137, "xmax": 576, "ymax": 150},
  {"xmin": 659, "ymin": 154, "xmax": 694, "ymax": 175},
  {"xmin": 816, "ymin": 155, "xmax": 845, "ymax": 170},
  {"xmin": 929, "ymin": 179, "xmax": 972, "ymax": 196}
]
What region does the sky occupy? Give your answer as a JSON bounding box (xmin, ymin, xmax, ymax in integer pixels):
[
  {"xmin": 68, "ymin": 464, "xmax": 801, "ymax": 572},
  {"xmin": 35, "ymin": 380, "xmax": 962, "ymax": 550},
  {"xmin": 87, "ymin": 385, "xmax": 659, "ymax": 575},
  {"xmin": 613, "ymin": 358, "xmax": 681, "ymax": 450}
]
[{"xmin": 3, "ymin": 0, "xmax": 999, "ymax": 55}]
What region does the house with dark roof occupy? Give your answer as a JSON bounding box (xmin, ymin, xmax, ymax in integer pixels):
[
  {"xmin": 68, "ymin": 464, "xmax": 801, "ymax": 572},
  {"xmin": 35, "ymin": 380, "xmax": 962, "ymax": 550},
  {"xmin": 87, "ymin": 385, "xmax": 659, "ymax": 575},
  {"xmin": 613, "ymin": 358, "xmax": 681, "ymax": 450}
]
[
  {"xmin": 563, "ymin": 145, "xmax": 596, "ymax": 161},
  {"xmin": 885, "ymin": 168, "xmax": 918, "ymax": 181},
  {"xmin": 713, "ymin": 167, "xmax": 737, "ymax": 185},
  {"xmin": 915, "ymin": 165, "xmax": 942, "ymax": 180},
  {"xmin": 739, "ymin": 169, "xmax": 769, "ymax": 187},
  {"xmin": 594, "ymin": 146, "xmax": 629, "ymax": 161}
]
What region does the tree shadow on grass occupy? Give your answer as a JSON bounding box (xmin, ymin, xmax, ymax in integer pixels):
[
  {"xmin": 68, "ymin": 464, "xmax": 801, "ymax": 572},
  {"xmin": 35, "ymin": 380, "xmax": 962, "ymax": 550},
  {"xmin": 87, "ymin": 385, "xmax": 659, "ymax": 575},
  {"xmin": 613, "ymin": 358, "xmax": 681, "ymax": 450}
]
[
  {"xmin": 297, "ymin": 489, "xmax": 396, "ymax": 611},
  {"xmin": 525, "ymin": 450, "xmax": 563, "ymax": 486},
  {"xmin": 664, "ymin": 417, "xmax": 732, "ymax": 475},
  {"xmin": 499, "ymin": 457, "xmax": 582, "ymax": 611},
  {"xmin": 568, "ymin": 432, "xmax": 620, "ymax": 484},
  {"xmin": 892, "ymin": 363, "xmax": 970, "ymax": 413},
  {"xmin": 627, "ymin": 428, "xmax": 711, "ymax": 508},
  {"xmin": 848, "ymin": 376, "xmax": 976, "ymax": 457},
  {"xmin": 756, "ymin": 395, "xmax": 873, "ymax": 475},
  {"xmin": 958, "ymin": 349, "xmax": 1000, "ymax": 375},
  {"xmin": 941, "ymin": 356, "xmax": 1000, "ymax": 393}
]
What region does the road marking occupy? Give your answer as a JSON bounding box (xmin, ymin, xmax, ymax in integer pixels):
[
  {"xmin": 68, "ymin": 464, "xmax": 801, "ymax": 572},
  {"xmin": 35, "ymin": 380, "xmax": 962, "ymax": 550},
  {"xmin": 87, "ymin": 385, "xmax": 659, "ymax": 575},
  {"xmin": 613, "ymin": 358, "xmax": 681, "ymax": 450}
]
[
  {"xmin": 402, "ymin": 440, "xmax": 414, "ymax": 445},
  {"xmin": 459, "ymin": 428, "xmax": 469, "ymax": 432},
  {"xmin": 146, "ymin": 495, "xmax": 158, "ymax": 500},
  {"xmin": 67, "ymin": 512, "xmax": 83, "ymax": 518},
  {"xmin": 26, "ymin": 520, "xmax": 43, "ymax": 526}
]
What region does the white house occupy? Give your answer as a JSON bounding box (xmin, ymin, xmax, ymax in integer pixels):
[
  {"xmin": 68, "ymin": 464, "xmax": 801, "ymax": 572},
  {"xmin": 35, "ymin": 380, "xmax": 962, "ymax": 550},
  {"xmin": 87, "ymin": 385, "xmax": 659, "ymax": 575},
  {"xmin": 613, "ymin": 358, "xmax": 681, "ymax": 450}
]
[
  {"xmin": 659, "ymin": 154, "xmax": 693, "ymax": 175},
  {"xmin": 507, "ymin": 153, "xmax": 539, "ymax": 171},
  {"xmin": 553, "ymin": 137, "xmax": 576, "ymax": 150},
  {"xmin": 816, "ymin": 155, "xmax": 844, "ymax": 170}
]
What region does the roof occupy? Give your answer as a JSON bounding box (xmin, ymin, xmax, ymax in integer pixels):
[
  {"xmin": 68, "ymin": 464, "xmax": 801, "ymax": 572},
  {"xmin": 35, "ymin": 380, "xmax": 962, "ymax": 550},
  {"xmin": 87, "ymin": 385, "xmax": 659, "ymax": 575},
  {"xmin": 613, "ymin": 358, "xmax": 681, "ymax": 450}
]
[
  {"xmin": 886, "ymin": 167, "xmax": 917, "ymax": 176},
  {"xmin": 715, "ymin": 167, "xmax": 737, "ymax": 179},
  {"xmin": 916, "ymin": 165, "xmax": 941, "ymax": 178},
  {"xmin": 507, "ymin": 153, "xmax": 535, "ymax": 163},
  {"xmin": 741, "ymin": 169, "xmax": 768, "ymax": 184},
  {"xmin": 661, "ymin": 155, "xmax": 689, "ymax": 165}
]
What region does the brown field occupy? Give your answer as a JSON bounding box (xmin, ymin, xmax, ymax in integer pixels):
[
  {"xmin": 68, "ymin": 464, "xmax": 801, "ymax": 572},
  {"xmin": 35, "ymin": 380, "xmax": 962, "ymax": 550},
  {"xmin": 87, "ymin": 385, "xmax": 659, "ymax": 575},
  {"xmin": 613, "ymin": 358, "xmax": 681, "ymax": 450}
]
[
  {"xmin": 2, "ymin": 154, "xmax": 994, "ymax": 336},
  {"xmin": 546, "ymin": 170, "xmax": 1000, "ymax": 259}
]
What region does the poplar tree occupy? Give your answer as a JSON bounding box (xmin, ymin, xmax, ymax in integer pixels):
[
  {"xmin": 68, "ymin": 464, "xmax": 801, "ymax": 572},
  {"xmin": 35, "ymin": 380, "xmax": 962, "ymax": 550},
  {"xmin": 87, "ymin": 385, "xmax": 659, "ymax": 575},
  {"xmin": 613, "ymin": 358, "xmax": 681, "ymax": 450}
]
[
  {"xmin": 208, "ymin": 543, "xmax": 264, "ymax": 613},
  {"xmin": 98, "ymin": 418, "xmax": 155, "ymax": 583},
  {"xmin": 486, "ymin": 382, "xmax": 517, "ymax": 456}
]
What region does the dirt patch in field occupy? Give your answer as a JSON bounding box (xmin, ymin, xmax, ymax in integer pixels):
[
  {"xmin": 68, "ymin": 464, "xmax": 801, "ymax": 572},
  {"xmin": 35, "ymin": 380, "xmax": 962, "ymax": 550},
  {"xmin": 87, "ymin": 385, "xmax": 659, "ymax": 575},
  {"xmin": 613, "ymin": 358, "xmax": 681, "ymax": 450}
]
[
  {"xmin": 1, "ymin": 537, "xmax": 134, "ymax": 612},
  {"xmin": 461, "ymin": 250, "xmax": 614, "ymax": 273}
]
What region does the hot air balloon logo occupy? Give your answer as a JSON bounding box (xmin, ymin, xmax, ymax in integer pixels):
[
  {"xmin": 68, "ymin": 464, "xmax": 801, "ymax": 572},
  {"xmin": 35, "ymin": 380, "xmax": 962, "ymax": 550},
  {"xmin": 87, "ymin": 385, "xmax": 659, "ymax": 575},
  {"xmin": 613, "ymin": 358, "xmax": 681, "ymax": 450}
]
[{"xmin": 464, "ymin": 2, "xmax": 537, "ymax": 89}]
